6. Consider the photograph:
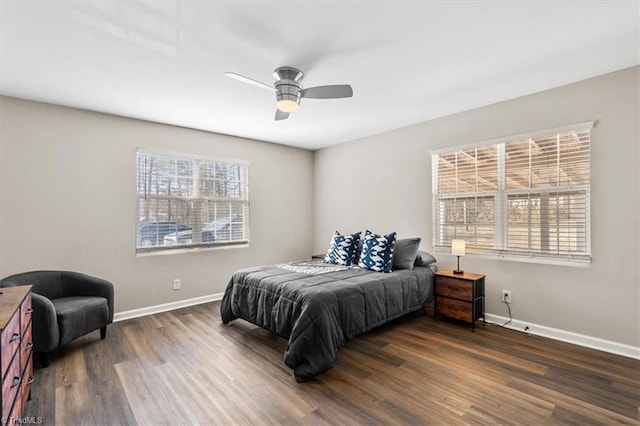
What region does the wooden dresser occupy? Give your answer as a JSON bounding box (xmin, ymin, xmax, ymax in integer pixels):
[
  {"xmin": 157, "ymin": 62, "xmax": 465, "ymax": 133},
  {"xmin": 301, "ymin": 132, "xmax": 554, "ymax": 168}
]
[
  {"xmin": 434, "ymin": 270, "xmax": 485, "ymax": 331},
  {"xmin": 0, "ymin": 286, "xmax": 33, "ymax": 425}
]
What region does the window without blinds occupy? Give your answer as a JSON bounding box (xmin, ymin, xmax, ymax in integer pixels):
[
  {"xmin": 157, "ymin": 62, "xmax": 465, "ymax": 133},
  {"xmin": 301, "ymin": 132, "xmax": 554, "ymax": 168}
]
[
  {"xmin": 432, "ymin": 123, "xmax": 591, "ymax": 263},
  {"xmin": 136, "ymin": 150, "xmax": 249, "ymax": 253}
]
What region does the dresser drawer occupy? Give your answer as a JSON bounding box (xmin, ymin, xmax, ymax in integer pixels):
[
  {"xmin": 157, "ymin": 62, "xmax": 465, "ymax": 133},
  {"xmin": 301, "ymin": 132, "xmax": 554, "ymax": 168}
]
[
  {"xmin": 20, "ymin": 294, "xmax": 32, "ymax": 335},
  {"xmin": 436, "ymin": 277, "xmax": 473, "ymax": 301},
  {"xmin": 436, "ymin": 298, "xmax": 472, "ymax": 322},
  {"xmin": 8, "ymin": 390, "xmax": 23, "ymax": 426},
  {"xmin": 5, "ymin": 396, "xmax": 22, "ymax": 426},
  {"xmin": 1, "ymin": 311, "xmax": 21, "ymax": 380},
  {"xmin": 1, "ymin": 354, "xmax": 21, "ymax": 420},
  {"xmin": 20, "ymin": 355, "xmax": 33, "ymax": 413},
  {"xmin": 20, "ymin": 322, "xmax": 32, "ymax": 372}
]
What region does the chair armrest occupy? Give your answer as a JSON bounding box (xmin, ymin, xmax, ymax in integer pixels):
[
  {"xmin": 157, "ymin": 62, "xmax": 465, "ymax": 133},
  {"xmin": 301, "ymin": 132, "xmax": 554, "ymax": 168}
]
[
  {"xmin": 61, "ymin": 272, "xmax": 115, "ymax": 323},
  {"xmin": 30, "ymin": 293, "xmax": 59, "ymax": 353}
]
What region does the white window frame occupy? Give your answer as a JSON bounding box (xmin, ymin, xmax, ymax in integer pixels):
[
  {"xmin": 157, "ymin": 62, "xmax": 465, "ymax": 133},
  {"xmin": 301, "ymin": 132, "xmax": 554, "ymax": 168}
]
[
  {"xmin": 136, "ymin": 148, "xmax": 250, "ymax": 254},
  {"xmin": 431, "ymin": 121, "xmax": 593, "ymax": 266}
]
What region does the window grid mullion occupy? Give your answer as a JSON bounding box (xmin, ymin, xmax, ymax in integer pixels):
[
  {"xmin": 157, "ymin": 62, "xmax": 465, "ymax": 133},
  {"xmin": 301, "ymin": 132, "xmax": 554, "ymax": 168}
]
[
  {"xmin": 528, "ymin": 139, "xmax": 532, "ymax": 252},
  {"xmin": 474, "ymin": 148, "xmax": 478, "ymax": 246},
  {"xmin": 496, "ymin": 143, "xmax": 506, "ymax": 250}
]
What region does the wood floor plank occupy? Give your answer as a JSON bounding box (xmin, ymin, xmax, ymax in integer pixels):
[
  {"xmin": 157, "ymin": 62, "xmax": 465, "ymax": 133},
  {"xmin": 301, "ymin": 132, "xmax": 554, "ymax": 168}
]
[
  {"xmin": 54, "ymin": 378, "xmax": 93, "ymax": 426},
  {"xmin": 115, "ymin": 359, "xmax": 193, "ymax": 425},
  {"xmin": 512, "ymin": 341, "xmax": 640, "ymax": 386},
  {"xmin": 54, "ymin": 342, "xmax": 88, "ymax": 388},
  {"xmin": 508, "ymin": 376, "xmax": 639, "ymax": 425},
  {"xmin": 22, "ymin": 302, "xmax": 640, "ymax": 425}
]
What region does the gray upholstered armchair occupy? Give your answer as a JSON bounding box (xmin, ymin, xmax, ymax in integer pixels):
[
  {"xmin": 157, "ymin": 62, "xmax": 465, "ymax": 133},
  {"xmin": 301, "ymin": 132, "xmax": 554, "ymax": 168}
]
[{"xmin": 0, "ymin": 270, "xmax": 114, "ymax": 367}]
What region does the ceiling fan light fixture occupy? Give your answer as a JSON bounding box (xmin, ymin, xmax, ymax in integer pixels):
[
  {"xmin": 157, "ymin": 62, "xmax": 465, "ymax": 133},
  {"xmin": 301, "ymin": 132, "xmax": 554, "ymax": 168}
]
[{"xmin": 276, "ymin": 99, "xmax": 299, "ymax": 113}]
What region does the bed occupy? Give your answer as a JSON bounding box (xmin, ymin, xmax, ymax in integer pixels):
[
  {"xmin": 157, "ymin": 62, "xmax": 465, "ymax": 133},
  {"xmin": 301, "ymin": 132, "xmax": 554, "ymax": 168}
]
[{"xmin": 220, "ymin": 257, "xmax": 435, "ymax": 381}]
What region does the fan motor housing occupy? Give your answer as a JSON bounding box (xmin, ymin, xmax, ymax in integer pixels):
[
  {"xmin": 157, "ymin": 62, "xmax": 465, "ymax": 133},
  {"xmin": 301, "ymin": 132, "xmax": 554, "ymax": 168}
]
[
  {"xmin": 274, "ymin": 67, "xmax": 303, "ymax": 110},
  {"xmin": 273, "ymin": 66, "xmax": 304, "ymax": 82}
]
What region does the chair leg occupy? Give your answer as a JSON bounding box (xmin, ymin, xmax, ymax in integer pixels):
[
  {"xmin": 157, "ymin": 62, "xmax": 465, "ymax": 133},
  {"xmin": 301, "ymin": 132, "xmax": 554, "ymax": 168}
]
[{"xmin": 100, "ymin": 326, "xmax": 107, "ymax": 339}]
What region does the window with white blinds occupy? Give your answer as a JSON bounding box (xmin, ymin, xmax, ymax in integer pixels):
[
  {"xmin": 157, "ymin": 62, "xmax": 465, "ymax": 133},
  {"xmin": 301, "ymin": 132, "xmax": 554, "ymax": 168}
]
[
  {"xmin": 136, "ymin": 149, "xmax": 249, "ymax": 253},
  {"xmin": 432, "ymin": 122, "xmax": 592, "ymax": 264}
]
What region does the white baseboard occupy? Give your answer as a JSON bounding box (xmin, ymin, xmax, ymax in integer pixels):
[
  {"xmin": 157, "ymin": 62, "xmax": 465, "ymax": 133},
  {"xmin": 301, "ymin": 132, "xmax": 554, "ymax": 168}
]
[
  {"xmin": 113, "ymin": 297, "xmax": 639, "ymax": 360},
  {"xmin": 484, "ymin": 313, "xmax": 640, "ymax": 360},
  {"xmin": 114, "ymin": 293, "xmax": 224, "ymax": 322}
]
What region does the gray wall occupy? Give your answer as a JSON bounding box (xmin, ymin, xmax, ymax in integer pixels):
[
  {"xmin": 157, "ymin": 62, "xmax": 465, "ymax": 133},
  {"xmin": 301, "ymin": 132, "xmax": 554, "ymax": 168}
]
[
  {"xmin": 0, "ymin": 96, "xmax": 313, "ymax": 312},
  {"xmin": 314, "ymin": 67, "xmax": 639, "ymax": 347}
]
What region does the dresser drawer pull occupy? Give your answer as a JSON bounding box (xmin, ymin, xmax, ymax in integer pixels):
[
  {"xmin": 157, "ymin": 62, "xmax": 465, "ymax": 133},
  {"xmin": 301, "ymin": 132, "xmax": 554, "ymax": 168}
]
[
  {"xmin": 10, "ymin": 376, "xmax": 21, "ymax": 388},
  {"xmin": 25, "ymin": 342, "xmax": 33, "ymax": 349},
  {"xmin": 26, "ymin": 376, "xmax": 34, "ymax": 385},
  {"xmin": 25, "ymin": 308, "xmax": 33, "ymax": 314},
  {"xmin": 9, "ymin": 332, "xmax": 20, "ymax": 342}
]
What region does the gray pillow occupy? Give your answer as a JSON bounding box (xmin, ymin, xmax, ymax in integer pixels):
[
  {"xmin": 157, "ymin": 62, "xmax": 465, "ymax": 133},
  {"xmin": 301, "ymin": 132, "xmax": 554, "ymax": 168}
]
[
  {"xmin": 392, "ymin": 238, "xmax": 422, "ymax": 270},
  {"xmin": 414, "ymin": 250, "xmax": 437, "ymax": 266}
]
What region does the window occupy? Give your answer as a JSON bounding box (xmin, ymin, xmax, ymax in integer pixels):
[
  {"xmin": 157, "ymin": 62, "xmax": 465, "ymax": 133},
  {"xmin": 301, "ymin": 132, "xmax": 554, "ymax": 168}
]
[
  {"xmin": 136, "ymin": 149, "xmax": 249, "ymax": 253},
  {"xmin": 432, "ymin": 122, "xmax": 592, "ymax": 264}
]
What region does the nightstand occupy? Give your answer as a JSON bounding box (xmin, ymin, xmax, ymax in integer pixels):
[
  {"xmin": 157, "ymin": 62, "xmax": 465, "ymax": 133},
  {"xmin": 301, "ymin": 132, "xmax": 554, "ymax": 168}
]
[{"xmin": 434, "ymin": 270, "xmax": 485, "ymax": 331}]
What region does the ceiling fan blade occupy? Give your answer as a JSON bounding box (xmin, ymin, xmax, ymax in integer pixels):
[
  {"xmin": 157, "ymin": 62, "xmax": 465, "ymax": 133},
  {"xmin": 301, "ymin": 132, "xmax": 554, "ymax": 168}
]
[
  {"xmin": 224, "ymin": 72, "xmax": 275, "ymax": 91},
  {"xmin": 275, "ymin": 109, "xmax": 289, "ymax": 121},
  {"xmin": 301, "ymin": 84, "xmax": 353, "ymax": 99}
]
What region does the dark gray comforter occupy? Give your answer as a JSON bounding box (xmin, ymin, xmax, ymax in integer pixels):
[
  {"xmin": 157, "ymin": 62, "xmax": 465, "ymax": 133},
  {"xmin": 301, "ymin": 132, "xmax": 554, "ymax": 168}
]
[{"xmin": 220, "ymin": 260, "xmax": 434, "ymax": 381}]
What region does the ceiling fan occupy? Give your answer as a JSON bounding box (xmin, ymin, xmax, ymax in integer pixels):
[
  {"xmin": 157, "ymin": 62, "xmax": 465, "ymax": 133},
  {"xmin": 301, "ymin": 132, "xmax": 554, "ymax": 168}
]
[{"xmin": 224, "ymin": 66, "xmax": 353, "ymax": 121}]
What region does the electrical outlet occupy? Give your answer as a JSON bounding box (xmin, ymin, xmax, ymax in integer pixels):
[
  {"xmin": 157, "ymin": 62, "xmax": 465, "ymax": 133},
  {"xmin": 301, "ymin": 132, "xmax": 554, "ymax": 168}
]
[
  {"xmin": 502, "ymin": 290, "xmax": 511, "ymax": 304},
  {"xmin": 173, "ymin": 279, "xmax": 181, "ymax": 290}
]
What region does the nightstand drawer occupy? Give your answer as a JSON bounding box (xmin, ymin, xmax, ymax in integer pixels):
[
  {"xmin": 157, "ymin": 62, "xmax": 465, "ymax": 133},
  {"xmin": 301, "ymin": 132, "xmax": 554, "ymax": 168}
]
[
  {"xmin": 436, "ymin": 298, "xmax": 472, "ymax": 322},
  {"xmin": 436, "ymin": 277, "xmax": 473, "ymax": 301}
]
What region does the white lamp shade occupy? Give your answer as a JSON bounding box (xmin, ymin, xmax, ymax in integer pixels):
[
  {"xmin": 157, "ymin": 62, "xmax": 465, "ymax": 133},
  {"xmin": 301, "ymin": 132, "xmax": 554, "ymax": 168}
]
[{"xmin": 451, "ymin": 239, "xmax": 466, "ymax": 256}]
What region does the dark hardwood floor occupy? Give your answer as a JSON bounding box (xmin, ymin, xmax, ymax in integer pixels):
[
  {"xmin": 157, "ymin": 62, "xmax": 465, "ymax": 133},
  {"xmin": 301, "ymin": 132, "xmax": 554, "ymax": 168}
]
[{"xmin": 25, "ymin": 302, "xmax": 639, "ymax": 425}]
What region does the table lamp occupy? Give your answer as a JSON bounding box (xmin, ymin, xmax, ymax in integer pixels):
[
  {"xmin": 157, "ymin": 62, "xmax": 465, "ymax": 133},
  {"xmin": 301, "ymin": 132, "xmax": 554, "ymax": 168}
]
[{"xmin": 451, "ymin": 239, "xmax": 466, "ymax": 275}]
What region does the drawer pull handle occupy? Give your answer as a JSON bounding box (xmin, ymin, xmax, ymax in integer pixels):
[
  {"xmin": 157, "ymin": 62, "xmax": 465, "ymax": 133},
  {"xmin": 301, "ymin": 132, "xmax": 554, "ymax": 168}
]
[
  {"xmin": 26, "ymin": 342, "xmax": 33, "ymax": 349},
  {"xmin": 10, "ymin": 376, "xmax": 20, "ymax": 388},
  {"xmin": 9, "ymin": 333, "xmax": 20, "ymax": 342},
  {"xmin": 25, "ymin": 308, "xmax": 33, "ymax": 314},
  {"xmin": 26, "ymin": 376, "xmax": 34, "ymax": 385}
]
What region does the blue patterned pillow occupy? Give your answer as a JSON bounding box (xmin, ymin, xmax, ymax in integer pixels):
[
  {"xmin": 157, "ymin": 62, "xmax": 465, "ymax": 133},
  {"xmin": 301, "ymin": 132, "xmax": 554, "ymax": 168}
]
[
  {"xmin": 325, "ymin": 231, "xmax": 360, "ymax": 266},
  {"xmin": 358, "ymin": 230, "xmax": 397, "ymax": 273},
  {"xmin": 350, "ymin": 231, "xmax": 361, "ymax": 264}
]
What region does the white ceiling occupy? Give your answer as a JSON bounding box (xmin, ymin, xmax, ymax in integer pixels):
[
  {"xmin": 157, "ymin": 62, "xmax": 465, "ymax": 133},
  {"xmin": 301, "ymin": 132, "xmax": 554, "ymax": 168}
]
[{"xmin": 1, "ymin": 1, "xmax": 638, "ymax": 150}]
